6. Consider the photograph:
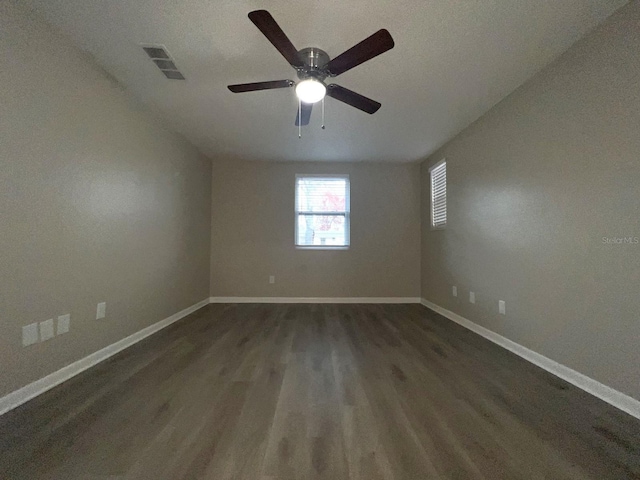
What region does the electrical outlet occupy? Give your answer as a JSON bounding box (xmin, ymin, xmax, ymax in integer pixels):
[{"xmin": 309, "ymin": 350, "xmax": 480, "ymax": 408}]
[
  {"xmin": 57, "ymin": 314, "xmax": 70, "ymax": 334},
  {"xmin": 452, "ymin": 286, "xmax": 457, "ymax": 297},
  {"xmin": 96, "ymin": 302, "xmax": 106, "ymax": 320},
  {"xmin": 499, "ymin": 300, "xmax": 506, "ymax": 315},
  {"xmin": 269, "ymin": 275, "xmax": 275, "ymax": 284},
  {"xmin": 22, "ymin": 323, "xmax": 39, "ymax": 347},
  {"xmin": 40, "ymin": 319, "xmax": 55, "ymax": 341},
  {"xmin": 469, "ymin": 291, "xmax": 475, "ymax": 304}
]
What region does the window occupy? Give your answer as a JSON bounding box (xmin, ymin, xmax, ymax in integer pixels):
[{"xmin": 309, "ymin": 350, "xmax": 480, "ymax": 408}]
[
  {"xmin": 295, "ymin": 175, "xmax": 350, "ymax": 248},
  {"xmin": 430, "ymin": 159, "xmax": 446, "ymax": 228}
]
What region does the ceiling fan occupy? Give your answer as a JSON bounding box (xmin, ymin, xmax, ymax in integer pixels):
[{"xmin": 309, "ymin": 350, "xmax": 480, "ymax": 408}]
[{"xmin": 227, "ymin": 10, "xmax": 395, "ymax": 128}]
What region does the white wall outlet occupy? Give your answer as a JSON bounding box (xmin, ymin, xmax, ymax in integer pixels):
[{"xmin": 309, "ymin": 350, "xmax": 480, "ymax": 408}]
[
  {"xmin": 469, "ymin": 291, "xmax": 476, "ymax": 304},
  {"xmin": 269, "ymin": 275, "xmax": 275, "ymax": 284},
  {"xmin": 499, "ymin": 300, "xmax": 506, "ymax": 315},
  {"xmin": 57, "ymin": 314, "xmax": 71, "ymax": 334},
  {"xmin": 22, "ymin": 323, "xmax": 39, "ymax": 347},
  {"xmin": 40, "ymin": 319, "xmax": 55, "ymax": 341},
  {"xmin": 96, "ymin": 302, "xmax": 106, "ymax": 320},
  {"xmin": 452, "ymin": 286, "xmax": 457, "ymax": 297}
]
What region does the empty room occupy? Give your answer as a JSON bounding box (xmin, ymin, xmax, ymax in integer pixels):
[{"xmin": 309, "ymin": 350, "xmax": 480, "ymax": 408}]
[{"xmin": 1, "ymin": 0, "xmax": 639, "ymax": 478}]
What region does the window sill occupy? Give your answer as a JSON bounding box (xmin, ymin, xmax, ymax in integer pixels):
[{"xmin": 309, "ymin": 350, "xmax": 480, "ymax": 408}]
[{"xmin": 295, "ymin": 246, "xmax": 350, "ymax": 251}]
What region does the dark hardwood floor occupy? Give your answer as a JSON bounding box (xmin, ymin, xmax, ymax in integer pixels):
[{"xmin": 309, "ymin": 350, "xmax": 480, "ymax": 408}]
[{"xmin": 0, "ymin": 303, "xmax": 638, "ymax": 479}]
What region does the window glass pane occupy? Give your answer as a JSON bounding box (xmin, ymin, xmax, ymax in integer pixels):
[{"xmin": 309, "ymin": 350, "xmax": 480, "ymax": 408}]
[
  {"xmin": 297, "ymin": 214, "xmax": 347, "ymax": 246},
  {"xmin": 430, "ymin": 161, "xmax": 446, "ymax": 228},
  {"xmin": 296, "ymin": 178, "xmax": 347, "ymax": 213},
  {"xmin": 295, "ymin": 175, "xmax": 349, "ymax": 247}
]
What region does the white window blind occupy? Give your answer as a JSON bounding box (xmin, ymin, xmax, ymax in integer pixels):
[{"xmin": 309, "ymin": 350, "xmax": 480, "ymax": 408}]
[
  {"xmin": 295, "ymin": 175, "xmax": 350, "ymax": 248},
  {"xmin": 430, "ymin": 160, "xmax": 446, "ymax": 228}
]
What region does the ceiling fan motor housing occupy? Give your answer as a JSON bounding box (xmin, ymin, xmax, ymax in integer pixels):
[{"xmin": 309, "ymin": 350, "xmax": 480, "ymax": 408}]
[{"xmin": 296, "ymin": 47, "xmax": 330, "ymax": 82}]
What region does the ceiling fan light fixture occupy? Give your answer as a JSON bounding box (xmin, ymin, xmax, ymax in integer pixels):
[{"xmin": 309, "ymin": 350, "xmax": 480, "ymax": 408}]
[
  {"xmin": 228, "ymin": 10, "xmax": 395, "ymax": 127},
  {"xmin": 295, "ymin": 79, "xmax": 326, "ymax": 104}
]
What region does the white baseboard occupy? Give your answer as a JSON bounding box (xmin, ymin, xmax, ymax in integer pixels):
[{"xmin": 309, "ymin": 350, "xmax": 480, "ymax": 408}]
[
  {"xmin": 209, "ymin": 296, "xmax": 421, "ymax": 304},
  {"xmin": 420, "ymin": 298, "xmax": 640, "ymax": 420},
  {"xmin": 0, "ymin": 298, "xmax": 209, "ymax": 417}
]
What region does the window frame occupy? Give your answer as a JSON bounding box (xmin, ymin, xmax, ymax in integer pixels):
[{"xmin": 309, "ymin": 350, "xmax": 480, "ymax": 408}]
[
  {"xmin": 294, "ymin": 174, "xmax": 350, "ymax": 250},
  {"xmin": 429, "ymin": 159, "xmax": 447, "ymax": 230}
]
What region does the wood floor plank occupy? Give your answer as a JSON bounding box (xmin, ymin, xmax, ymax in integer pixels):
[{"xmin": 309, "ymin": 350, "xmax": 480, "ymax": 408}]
[{"xmin": 0, "ymin": 303, "xmax": 639, "ymax": 479}]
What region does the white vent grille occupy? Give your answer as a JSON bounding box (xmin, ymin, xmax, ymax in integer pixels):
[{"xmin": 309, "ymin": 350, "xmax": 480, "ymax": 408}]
[
  {"xmin": 430, "ymin": 160, "xmax": 446, "ymax": 228},
  {"xmin": 141, "ymin": 44, "xmax": 185, "ymax": 80},
  {"xmin": 142, "ymin": 46, "xmax": 170, "ymax": 59}
]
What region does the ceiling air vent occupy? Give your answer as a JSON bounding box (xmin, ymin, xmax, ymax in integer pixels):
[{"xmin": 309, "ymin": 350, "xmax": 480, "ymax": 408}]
[{"xmin": 142, "ymin": 44, "xmax": 185, "ymax": 80}]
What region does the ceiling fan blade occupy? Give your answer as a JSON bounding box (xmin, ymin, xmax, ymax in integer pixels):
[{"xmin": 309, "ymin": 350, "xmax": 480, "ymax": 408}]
[
  {"xmin": 295, "ymin": 102, "xmax": 313, "ymax": 126},
  {"xmin": 248, "ymin": 10, "xmax": 304, "ymax": 69},
  {"xmin": 326, "ymin": 84, "xmax": 381, "ymax": 114},
  {"xmin": 228, "ymin": 80, "xmax": 294, "ymax": 93},
  {"xmin": 326, "ymin": 29, "xmax": 395, "ymax": 76}
]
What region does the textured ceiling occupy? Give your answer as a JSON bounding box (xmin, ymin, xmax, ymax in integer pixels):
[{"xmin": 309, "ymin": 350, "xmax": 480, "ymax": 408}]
[{"xmin": 25, "ymin": 0, "xmax": 627, "ymax": 162}]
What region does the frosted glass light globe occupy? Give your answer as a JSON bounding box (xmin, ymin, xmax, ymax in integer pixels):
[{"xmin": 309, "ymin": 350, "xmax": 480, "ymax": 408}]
[{"xmin": 295, "ymin": 79, "xmax": 326, "ymax": 104}]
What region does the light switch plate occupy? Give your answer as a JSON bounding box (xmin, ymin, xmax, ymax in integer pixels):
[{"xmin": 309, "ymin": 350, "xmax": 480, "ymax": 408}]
[
  {"xmin": 57, "ymin": 314, "xmax": 70, "ymax": 334},
  {"xmin": 22, "ymin": 323, "xmax": 39, "ymax": 347},
  {"xmin": 96, "ymin": 302, "xmax": 106, "ymax": 320},
  {"xmin": 269, "ymin": 275, "xmax": 275, "ymax": 284},
  {"xmin": 40, "ymin": 319, "xmax": 55, "ymax": 341},
  {"xmin": 452, "ymin": 286, "xmax": 457, "ymax": 297},
  {"xmin": 499, "ymin": 300, "xmax": 506, "ymax": 315},
  {"xmin": 469, "ymin": 291, "xmax": 475, "ymax": 304}
]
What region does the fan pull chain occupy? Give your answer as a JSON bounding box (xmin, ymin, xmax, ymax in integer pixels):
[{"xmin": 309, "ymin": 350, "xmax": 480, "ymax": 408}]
[
  {"xmin": 298, "ymin": 99, "xmax": 302, "ymax": 139},
  {"xmin": 321, "ymin": 98, "xmax": 325, "ymax": 130}
]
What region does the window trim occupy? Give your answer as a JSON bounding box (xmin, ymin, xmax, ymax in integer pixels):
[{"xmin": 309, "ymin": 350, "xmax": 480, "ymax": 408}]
[
  {"xmin": 294, "ymin": 174, "xmax": 350, "ymax": 249},
  {"xmin": 429, "ymin": 159, "xmax": 447, "ymax": 230}
]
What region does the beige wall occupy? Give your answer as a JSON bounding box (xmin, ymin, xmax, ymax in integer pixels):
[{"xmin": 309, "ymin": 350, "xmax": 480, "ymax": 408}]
[
  {"xmin": 0, "ymin": 3, "xmax": 212, "ymax": 397},
  {"xmin": 211, "ymin": 159, "xmax": 421, "ymax": 298},
  {"xmin": 421, "ymin": 2, "xmax": 640, "ymax": 400}
]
